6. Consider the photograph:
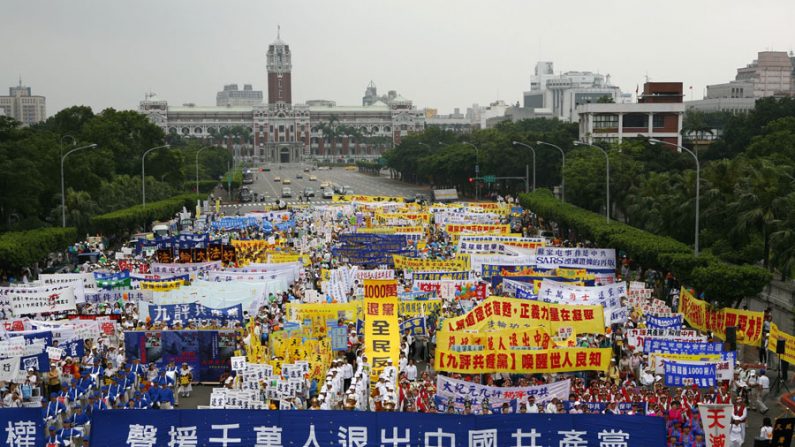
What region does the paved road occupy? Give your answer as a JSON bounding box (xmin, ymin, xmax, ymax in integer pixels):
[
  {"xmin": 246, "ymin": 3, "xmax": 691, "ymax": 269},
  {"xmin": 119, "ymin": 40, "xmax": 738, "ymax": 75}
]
[{"xmin": 220, "ymin": 164, "xmax": 431, "ymax": 212}]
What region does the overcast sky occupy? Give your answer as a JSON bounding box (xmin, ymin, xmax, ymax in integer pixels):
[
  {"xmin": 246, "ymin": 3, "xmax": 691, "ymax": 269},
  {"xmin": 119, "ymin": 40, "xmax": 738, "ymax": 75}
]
[{"xmin": 4, "ymin": 0, "xmax": 794, "ymax": 116}]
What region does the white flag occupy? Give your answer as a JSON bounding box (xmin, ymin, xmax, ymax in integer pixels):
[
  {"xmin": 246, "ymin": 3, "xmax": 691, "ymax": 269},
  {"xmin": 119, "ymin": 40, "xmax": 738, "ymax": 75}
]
[{"xmin": 698, "ymin": 403, "xmax": 732, "ymax": 447}]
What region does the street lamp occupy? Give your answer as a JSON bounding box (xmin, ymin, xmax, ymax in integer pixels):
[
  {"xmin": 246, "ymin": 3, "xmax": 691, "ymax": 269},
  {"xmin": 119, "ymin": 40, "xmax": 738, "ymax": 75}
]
[
  {"xmin": 60, "ymin": 139, "xmax": 97, "ymax": 227},
  {"xmin": 536, "ymin": 141, "xmax": 566, "ymax": 202},
  {"xmin": 195, "ymin": 146, "xmax": 210, "ymax": 194},
  {"xmin": 649, "ymin": 138, "xmax": 700, "ymax": 255},
  {"xmin": 461, "ymin": 142, "xmax": 480, "ymax": 201},
  {"xmin": 511, "ymin": 141, "xmax": 536, "ymax": 193},
  {"xmin": 141, "ymin": 144, "xmax": 170, "ymax": 208},
  {"xmin": 572, "ymin": 141, "xmax": 610, "ymax": 223}
]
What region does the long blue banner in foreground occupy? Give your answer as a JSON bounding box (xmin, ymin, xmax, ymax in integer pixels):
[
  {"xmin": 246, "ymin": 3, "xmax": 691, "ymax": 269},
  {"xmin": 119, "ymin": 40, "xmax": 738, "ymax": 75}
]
[{"xmin": 90, "ymin": 410, "xmax": 665, "ymax": 446}]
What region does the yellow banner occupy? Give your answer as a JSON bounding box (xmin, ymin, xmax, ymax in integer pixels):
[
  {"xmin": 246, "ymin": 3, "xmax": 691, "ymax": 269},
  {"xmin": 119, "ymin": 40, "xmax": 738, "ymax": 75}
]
[
  {"xmin": 231, "ymin": 239, "xmax": 283, "ymax": 249},
  {"xmin": 285, "ymin": 302, "xmax": 362, "ymax": 337},
  {"xmin": 435, "ymin": 347, "xmax": 612, "ymax": 374},
  {"xmin": 442, "ymin": 296, "xmax": 606, "ymax": 334},
  {"xmin": 364, "ymin": 296, "xmax": 400, "ymax": 382},
  {"xmin": 444, "ymin": 224, "xmax": 511, "ymax": 236},
  {"xmin": 269, "ymin": 331, "xmax": 332, "ymax": 380},
  {"xmin": 768, "ymin": 323, "xmax": 795, "ymax": 364},
  {"xmin": 679, "ymin": 287, "xmax": 764, "ymax": 346},
  {"xmin": 393, "ymin": 255, "xmax": 470, "ymax": 272},
  {"xmin": 364, "ymin": 279, "xmax": 399, "ymax": 299},
  {"xmin": 398, "ymin": 299, "xmax": 443, "ymax": 317},
  {"xmin": 435, "ymin": 326, "xmax": 553, "ymax": 352},
  {"xmin": 333, "ymin": 194, "xmax": 405, "ymax": 203},
  {"xmin": 139, "ymin": 279, "xmax": 187, "ymax": 291},
  {"xmin": 374, "ymin": 212, "xmax": 430, "ymax": 224}
]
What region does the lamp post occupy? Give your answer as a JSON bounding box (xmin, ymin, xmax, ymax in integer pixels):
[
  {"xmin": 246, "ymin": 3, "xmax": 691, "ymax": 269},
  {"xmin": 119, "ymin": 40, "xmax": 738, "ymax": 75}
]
[
  {"xmin": 511, "ymin": 141, "xmax": 536, "ymax": 193},
  {"xmin": 572, "ymin": 141, "xmax": 610, "ymax": 223},
  {"xmin": 461, "ymin": 142, "xmax": 480, "ymax": 201},
  {"xmin": 649, "ymin": 138, "xmax": 700, "ymax": 255},
  {"xmin": 195, "ymin": 146, "xmax": 209, "ymax": 194},
  {"xmin": 60, "ymin": 140, "xmax": 97, "ymax": 227},
  {"xmin": 141, "ymin": 144, "xmax": 170, "ymax": 208},
  {"xmin": 536, "ymin": 141, "xmax": 566, "ymax": 202}
]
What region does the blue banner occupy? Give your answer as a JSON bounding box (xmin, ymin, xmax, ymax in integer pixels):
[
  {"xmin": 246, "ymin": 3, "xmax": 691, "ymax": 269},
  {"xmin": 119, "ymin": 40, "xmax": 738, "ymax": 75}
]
[
  {"xmin": 93, "ymin": 270, "xmax": 130, "ymax": 282},
  {"xmin": 0, "ymin": 409, "xmax": 44, "ymax": 446},
  {"xmin": 562, "ymin": 401, "xmax": 647, "ymax": 415},
  {"xmin": 400, "ymin": 316, "xmax": 427, "ymax": 336},
  {"xmin": 646, "ymin": 314, "xmax": 683, "ymax": 330},
  {"xmin": 144, "ymin": 303, "xmax": 244, "ymax": 325},
  {"xmin": 124, "ymin": 330, "xmax": 237, "ymax": 382},
  {"xmin": 89, "ymin": 410, "xmax": 665, "ymax": 447},
  {"xmin": 646, "ymin": 340, "xmax": 724, "ymax": 355},
  {"xmin": 333, "ymin": 234, "xmax": 417, "ymax": 268},
  {"xmin": 481, "ymin": 264, "xmax": 534, "ymax": 279},
  {"xmin": 664, "ymin": 361, "xmax": 716, "ymax": 388}
]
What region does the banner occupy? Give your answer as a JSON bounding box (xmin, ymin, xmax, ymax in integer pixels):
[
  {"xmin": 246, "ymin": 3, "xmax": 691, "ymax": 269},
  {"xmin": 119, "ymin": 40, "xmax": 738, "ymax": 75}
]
[
  {"xmin": 139, "ymin": 278, "xmax": 188, "ymax": 291},
  {"xmin": 333, "ymin": 234, "xmax": 416, "ymax": 268},
  {"xmin": 535, "ymin": 280, "xmax": 627, "ymax": 326},
  {"xmin": 643, "ymin": 314, "xmax": 681, "ymax": 330},
  {"xmin": 354, "ymin": 269, "xmax": 395, "ymax": 281},
  {"xmin": 89, "ymin": 409, "xmax": 665, "ymax": 447},
  {"xmin": 444, "ymin": 223, "xmax": 511, "ymax": 236},
  {"xmin": 0, "ymin": 357, "xmax": 20, "ymax": 382},
  {"xmin": 140, "ymin": 302, "xmax": 244, "ymax": 325},
  {"xmin": 124, "ymin": 330, "xmax": 237, "ymax": 382},
  {"xmin": 333, "ymin": 194, "xmax": 405, "ymax": 202},
  {"xmin": 399, "ymin": 316, "xmax": 427, "ymax": 336},
  {"xmin": 435, "ymin": 346, "xmax": 612, "ymax": 374},
  {"xmin": 0, "ymin": 284, "xmax": 77, "ymax": 316},
  {"xmin": 393, "ymin": 255, "xmax": 469, "ymax": 272},
  {"xmin": 481, "ymin": 264, "xmax": 535, "ymax": 279},
  {"xmin": 363, "ymin": 279, "xmax": 399, "ymax": 299},
  {"xmin": 364, "ymin": 294, "xmax": 400, "ymax": 381},
  {"xmin": 626, "ymin": 328, "xmax": 706, "ymax": 352},
  {"xmin": 39, "ymin": 272, "xmax": 97, "ymax": 301},
  {"xmin": 436, "ymin": 326, "xmax": 553, "ymax": 351},
  {"xmin": 436, "ymin": 375, "xmax": 570, "ymax": 408},
  {"xmin": 534, "ymin": 247, "xmax": 616, "ymax": 271},
  {"xmin": 663, "ymin": 361, "xmax": 716, "ymax": 388},
  {"xmin": 645, "ymin": 340, "xmax": 724, "ymax": 355},
  {"xmin": 679, "ymin": 287, "xmax": 764, "ymax": 346},
  {"xmin": 697, "ymin": 404, "xmax": 732, "ymax": 447},
  {"xmin": 151, "ymin": 261, "xmax": 223, "ymax": 280},
  {"xmin": 0, "ymin": 408, "xmax": 43, "ymax": 445},
  {"xmin": 414, "ymin": 280, "xmax": 487, "ymax": 301},
  {"xmin": 328, "ymin": 326, "xmax": 348, "ymax": 351},
  {"xmin": 398, "ymin": 299, "xmax": 443, "ymax": 317},
  {"xmin": 772, "ymin": 417, "xmax": 795, "ymax": 447},
  {"xmin": 443, "ymin": 296, "xmax": 606, "ymax": 335},
  {"xmin": 412, "ymin": 271, "xmax": 470, "ymax": 281},
  {"xmin": 768, "ymin": 323, "xmax": 795, "ymax": 364}
]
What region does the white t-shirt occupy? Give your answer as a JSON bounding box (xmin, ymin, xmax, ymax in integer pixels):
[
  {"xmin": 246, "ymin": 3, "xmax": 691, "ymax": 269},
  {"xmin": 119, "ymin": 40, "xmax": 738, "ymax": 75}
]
[
  {"xmin": 758, "ymin": 375, "xmax": 770, "ymax": 390},
  {"xmin": 405, "ymin": 364, "xmax": 417, "ymax": 381},
  {"xmin": 760, "ymin": 426, "xmax": 773, "ymax": 440}
]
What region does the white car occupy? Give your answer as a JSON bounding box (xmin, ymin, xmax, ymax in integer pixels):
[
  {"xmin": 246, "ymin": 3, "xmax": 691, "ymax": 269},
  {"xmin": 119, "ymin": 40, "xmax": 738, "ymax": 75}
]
[{"xmin": 322, "ymin": 188, "xmax": 333, "ymax": 199}]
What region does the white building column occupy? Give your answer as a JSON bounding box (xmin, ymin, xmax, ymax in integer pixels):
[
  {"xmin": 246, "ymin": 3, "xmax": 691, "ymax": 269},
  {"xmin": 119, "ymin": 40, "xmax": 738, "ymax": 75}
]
[
  {"xmin": 617, "ymin": 113, "xmax": 624, "ymax": 144},
  {"xmin": 648, "ymin": 113, "xmax": 654, "ymax": 135}
]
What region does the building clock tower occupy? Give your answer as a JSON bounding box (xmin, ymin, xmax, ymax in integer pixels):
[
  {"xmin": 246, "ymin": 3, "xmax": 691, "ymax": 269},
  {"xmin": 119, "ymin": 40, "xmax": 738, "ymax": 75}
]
[{"xmin": 266, "ymin": 26, "xmax": 292, "ymax": 105}]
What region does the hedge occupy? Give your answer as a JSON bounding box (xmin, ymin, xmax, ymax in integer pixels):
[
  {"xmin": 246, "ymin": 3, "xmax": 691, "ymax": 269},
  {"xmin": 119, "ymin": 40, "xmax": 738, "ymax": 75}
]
[
  {"xmin": 519, "ymin": 190, "xmax": 771, "ymax": 307},
  {"xmin": 90, "ymin": 194, "xmax": 203, "ymax": 236},
  {"xmin": 0, "ymin": 227, "xmax": 77, "ymax": 270}
]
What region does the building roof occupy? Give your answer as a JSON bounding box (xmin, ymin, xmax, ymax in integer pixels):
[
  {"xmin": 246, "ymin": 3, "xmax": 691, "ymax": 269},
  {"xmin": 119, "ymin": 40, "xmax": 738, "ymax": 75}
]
[
  {"xmin": 577, "ymin": 103, "xmax": 685, "ymax": 113},
  {"xmin": 308, "ymin": 103, "xmax": 391, "ymax": 113}
]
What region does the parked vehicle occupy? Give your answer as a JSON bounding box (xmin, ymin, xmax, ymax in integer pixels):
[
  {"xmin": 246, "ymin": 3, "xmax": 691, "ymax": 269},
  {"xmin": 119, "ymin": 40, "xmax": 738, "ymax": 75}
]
[{"xmin": 281, "ymin": 187, "xmax": 292, "ymax": 198}]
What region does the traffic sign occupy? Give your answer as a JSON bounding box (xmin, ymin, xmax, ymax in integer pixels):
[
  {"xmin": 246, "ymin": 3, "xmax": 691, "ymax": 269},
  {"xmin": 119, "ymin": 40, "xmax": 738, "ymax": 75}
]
[{"xmin": 482, "ymin": 175, "xmax": 496, "ymax": 183}]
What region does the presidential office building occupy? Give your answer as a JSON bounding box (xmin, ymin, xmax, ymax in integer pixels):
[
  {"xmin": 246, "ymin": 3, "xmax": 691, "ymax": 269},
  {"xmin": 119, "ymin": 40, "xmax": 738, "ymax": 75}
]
[{"xmin": 139, "ymin": 30, "xmax": 425, "ymax": 164}]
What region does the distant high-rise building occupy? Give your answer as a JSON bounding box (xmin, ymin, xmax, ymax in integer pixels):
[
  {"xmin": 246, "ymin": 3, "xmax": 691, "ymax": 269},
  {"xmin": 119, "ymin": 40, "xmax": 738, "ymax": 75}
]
[
  {"xmin": 687, "ymin": 51, "xmax": 795, "ymax": 114},
  {"xmin": 0, "ymin": 78, "xmax": 46, "ymax": 125},
  {"xmin": 523, "ymin": 61, "xmax": 623, "ymax": 122},
  {"xmin": 216, "ymin": 84, "xmax": 263, "ymax": 107}
]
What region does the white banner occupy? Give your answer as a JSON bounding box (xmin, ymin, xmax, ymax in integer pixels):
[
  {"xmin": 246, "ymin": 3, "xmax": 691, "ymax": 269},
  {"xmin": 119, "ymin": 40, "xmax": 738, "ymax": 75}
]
[
  {"xmin": 626, "ymin": 328, "xmax": 705, "ymax": 352},
  {"xmin": 0, "ymin": 337, "xmax": 25, "ymax": 357},
  {"xmin": 436, "ymin": 375, "xmax": 570, "ymax": 408},
  {"xmin": 534, "ymin": 247, "xmax": 616, "ymax": 271},
  {"xmin": 413, "ymin": 280, "xmax": 486, "ymax": 301},
  {"xmin": 151, "ymin": 261, "xmax": 223, "ymax": 281},
  {"xmin": 0, "ymin": 284, "xmax": 77, "ymax": 316},
  {"xmin": 537, "ymin": 280, "xmax": 627, "ymax": 326},
  {"xmin": 470, "ymin": 253, "xmax": 534, "ymax": 275},
  {"xmin": 354, "ymin": 269, "xmax": 394, "ymax": 281},
  {"xmin": 698, "ymin": 404, "xmax": 731, "ymax": 447},
  {"xmin": 0, "ymin": 357, "xmax": 20, "ymax": 382},
  {"xmin": 46, "ymin": 346, "xmax": 63, "ymax": 361},
  {"xmin": 39, "ymin": 272, "xmax": 97, "ymax": 296}
]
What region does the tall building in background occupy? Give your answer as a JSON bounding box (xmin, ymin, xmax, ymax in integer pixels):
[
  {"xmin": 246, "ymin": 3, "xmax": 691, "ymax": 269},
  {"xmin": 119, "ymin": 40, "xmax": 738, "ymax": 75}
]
[
  {"xmin": 522, "ymin": 61, "xmax": 625, "ymax": 122},
  {"xmin": 216, "ymin": 84, "xmax": 263, "ymax": 107},
  {"xmin": 266, "ymin": 29, "xmax": 292, "ymax": 105},
  {"xmin": 0, "ymin": 79, "xmax": 46, "ymax": 125},
  {"xmin": 687, "ymin": 51, "xmax": 795, "ymax": 114}
]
